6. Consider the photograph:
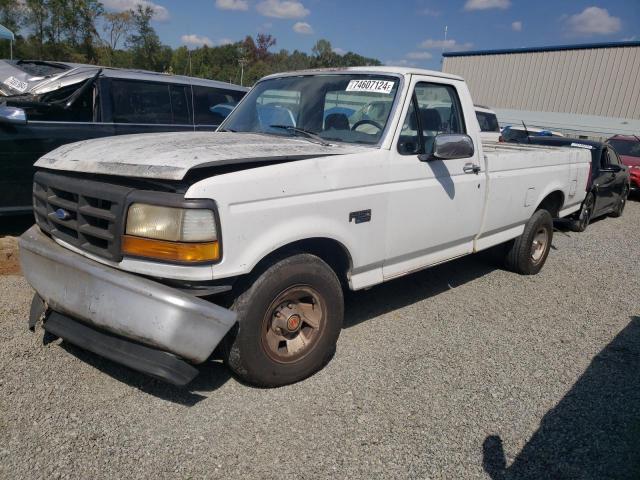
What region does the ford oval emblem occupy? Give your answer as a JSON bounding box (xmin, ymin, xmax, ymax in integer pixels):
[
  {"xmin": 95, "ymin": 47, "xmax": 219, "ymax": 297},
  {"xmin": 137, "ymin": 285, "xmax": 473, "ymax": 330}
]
[{"xmin": 54, "ymin": 208, "xmax": 71, "ymax": 221}]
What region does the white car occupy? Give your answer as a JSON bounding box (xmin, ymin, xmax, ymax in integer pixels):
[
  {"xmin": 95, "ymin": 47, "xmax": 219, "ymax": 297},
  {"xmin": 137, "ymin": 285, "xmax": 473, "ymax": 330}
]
[
  {"xmin": 475, "ymin": 105, "xmax": 501, "ymax": 142},
  {"xmin": 20, "ymin": 67, "xmax": 591, "ymax": 387}
]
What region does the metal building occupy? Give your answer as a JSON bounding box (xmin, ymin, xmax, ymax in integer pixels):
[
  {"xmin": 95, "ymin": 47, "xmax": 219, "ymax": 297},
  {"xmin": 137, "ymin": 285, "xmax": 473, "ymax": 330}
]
[{"xmin": 442, "ymin": 41, "xmax": 640, "ymax": 138}]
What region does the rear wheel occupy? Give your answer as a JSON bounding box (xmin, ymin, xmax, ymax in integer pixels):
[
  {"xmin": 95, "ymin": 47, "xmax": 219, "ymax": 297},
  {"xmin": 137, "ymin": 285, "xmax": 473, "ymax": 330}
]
[
  {"xmin": 504, "ymin": 209, "xmax": 553, "ymax": 275},
  {"xmin": 610, "ymin": 185, "xmax": 629, "ymax": 218},
  {"xmin": 224, "ymin": 253, "xmax": 343, "ymax": 387},
  {"xmin": 569, "ymin": 192, "xmax": 595, "ymax": 232}
]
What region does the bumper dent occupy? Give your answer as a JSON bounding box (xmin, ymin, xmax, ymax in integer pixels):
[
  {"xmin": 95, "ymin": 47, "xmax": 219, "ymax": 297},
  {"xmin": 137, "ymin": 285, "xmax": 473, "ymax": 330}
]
[{"xmin": 19, "ymin": 226, "xmax": 236, "ymax": 364}]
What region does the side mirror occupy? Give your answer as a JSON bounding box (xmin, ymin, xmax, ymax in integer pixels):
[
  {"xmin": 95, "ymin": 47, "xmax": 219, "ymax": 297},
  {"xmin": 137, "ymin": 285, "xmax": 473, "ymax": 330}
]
[
  {"xmin": 0, "ymin": 105, "xmax": 27, "ymax": 125},
  {"xmin": 421, "ymin": 133, "xmax": 474, "ymax": 161},
  {"xmin": 602, "ymin": 164, "xmax": 622, "ymax": 173}
]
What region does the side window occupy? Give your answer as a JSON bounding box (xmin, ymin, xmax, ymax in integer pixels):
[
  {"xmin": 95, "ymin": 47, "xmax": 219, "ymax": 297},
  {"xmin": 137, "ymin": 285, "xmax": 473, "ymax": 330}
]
[
  {"xmin": 600, "ymin": 149, "xmax": 610, "ymax": 169},
  {"xmin": 397, "ymin": 82, "xmax": 465, "ymax": 155},
  {"xmin": 34, "ymin": 82, "xmax": 95, "ymax": 122},
  {"xmin": 608, "ymin": 148, "xmax": 621, "ymax": 166},
  {"xmin": 193, "ymin": 86, "xmax": 245, "ymax": 126},
  {"xmin": 169, "ymin": 85, "xmax": 190, "ymax": 124},
  {"xmin": 110, "ymin": 80, "xmax": 171, "ymax": 124}
]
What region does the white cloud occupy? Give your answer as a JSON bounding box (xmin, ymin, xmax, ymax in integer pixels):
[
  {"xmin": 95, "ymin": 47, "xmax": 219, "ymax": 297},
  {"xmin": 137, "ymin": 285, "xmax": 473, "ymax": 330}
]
[
  {"xmin": 622, "ymin": 35, "xmax": 637, "ymax": 41},
  {"xmin": 419, "ymin": 38, "xmax": 474, "ymax": 51},
  {"xmin": 566, "ymin": 6, "xmax": 621, "ymax": 36},
  {"xmin": 333, "ymin": 47, "xmax": 346, "ymax": 55},
  {"xmin": 102, "ymin": 0, "xmax": 170, "ymax": 21},
  {"xmin": 218, "ymin": 38, "xmax": 234, "ymax": 45},
  {"xmin": 464, "ymin": 0, "xmax": 510, "ymax": 11},
  {"xmin": 256, "ymin": 0, "xmax": 309, "ymax": 19},
  {"xmin": 511, "ymin": 20, "xmax": 522, "ymax": 31},
  {"xmin": 406, "ymin": 51, "xmax": 433, "ymax": 60},
  {"xmin": 215, "ymin": 0, "xmax": 248, "ymax": 10},
  {"xmin": 293, "ymin": 21, "xmax": 313, "ymax": 34},
  {"xmin": 181, "ymin": 34, "xmax": 213, "ymax": 47},
  {"xmin": 384, "ymin": 59, "xmax": 417, "ymax": 68},
  {"xmin": 420, "ymin": 8, "xmax": 440, "ymax": 16}
]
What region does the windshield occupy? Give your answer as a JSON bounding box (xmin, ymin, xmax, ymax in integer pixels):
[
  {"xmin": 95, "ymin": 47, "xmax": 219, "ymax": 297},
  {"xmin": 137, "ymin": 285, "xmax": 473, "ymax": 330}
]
[
  {"xmin": 220, "ymin": 74, "xmax": 400, "ymax": 145},
  {"xmin": 608, "ymin": 139, "xmax": 640, "ymax": 158}
]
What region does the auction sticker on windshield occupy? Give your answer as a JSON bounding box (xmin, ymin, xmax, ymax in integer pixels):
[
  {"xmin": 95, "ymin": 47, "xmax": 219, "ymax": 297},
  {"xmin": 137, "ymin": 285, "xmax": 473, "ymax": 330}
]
[
  {"xmin": 5, "ymin": 76, "xmax": 28, "ymax": 93},
  {"xmin": 346, "ymin": 79, "xmax": 395, "ymax": 94}
]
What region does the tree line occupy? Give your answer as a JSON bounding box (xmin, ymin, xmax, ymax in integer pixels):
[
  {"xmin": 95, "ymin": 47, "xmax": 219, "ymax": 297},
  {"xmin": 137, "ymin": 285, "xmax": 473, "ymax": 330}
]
[{"xmin": 0, "ymin": 1, "xmax": 381, "ymax": 86}]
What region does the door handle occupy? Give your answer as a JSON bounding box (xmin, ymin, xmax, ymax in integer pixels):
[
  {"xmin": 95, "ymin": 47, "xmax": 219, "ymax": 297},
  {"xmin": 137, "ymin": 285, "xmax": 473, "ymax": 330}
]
[{"xmin": 463, "ymin": 163, "xmax": 481, "ymax": 174}]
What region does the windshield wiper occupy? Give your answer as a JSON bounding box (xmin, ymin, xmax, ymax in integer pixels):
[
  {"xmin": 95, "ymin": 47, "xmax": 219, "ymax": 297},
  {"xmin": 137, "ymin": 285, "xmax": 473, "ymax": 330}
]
[{"xmin": 269, "ymin": 125, "xmax": 331, "ymax": 146}]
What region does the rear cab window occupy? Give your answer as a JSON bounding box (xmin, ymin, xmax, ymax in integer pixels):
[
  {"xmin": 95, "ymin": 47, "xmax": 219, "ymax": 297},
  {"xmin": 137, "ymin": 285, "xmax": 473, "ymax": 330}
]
[{"xmin": 476, "ymin": 111, "xmax": 500, "ymax": 132}]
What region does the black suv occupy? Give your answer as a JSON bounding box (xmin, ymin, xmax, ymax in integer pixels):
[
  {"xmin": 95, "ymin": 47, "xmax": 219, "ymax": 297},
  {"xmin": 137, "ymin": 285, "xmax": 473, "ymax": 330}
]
[
  {"xmin": 524, "ymin": 136, "xmax": 630, "ymax": 231},
  {"xmin": 0, "ymin": 60, "xmax": 247, "ymax": 215}
]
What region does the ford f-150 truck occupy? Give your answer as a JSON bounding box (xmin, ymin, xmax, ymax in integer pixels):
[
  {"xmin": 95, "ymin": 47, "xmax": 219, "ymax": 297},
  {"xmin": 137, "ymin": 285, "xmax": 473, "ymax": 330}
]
[{"xmin": 19, "ymin": 67, "xmax": 591, "ymax": 387}]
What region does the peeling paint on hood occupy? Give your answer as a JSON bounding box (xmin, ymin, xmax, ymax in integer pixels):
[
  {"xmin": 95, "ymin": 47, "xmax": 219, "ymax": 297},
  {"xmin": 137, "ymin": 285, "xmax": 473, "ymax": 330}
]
[{"xmin": 35, "ymin": 131, "xmax": 374, "ymax": 180}]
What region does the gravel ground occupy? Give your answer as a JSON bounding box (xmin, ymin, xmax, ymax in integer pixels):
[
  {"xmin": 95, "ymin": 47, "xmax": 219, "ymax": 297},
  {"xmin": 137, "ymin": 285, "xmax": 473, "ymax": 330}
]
[{"xmin": 1, "ymin": 201, "xmax": 639, "ymax": 480}]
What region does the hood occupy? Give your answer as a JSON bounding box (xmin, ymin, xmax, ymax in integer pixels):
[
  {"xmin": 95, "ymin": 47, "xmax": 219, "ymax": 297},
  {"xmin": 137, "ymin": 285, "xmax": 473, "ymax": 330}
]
[
  {"xmin": 35, "ymin": 131, "xmax": 374, "ymax": 180},
  {"xmin": 619, "ymin": 155, "xmax": 640, "ymax": 167}
]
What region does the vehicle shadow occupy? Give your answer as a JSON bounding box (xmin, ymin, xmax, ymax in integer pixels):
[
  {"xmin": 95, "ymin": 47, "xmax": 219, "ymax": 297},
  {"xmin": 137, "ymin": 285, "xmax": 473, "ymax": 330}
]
[
  {"xmin": 482, "ymin": 316, "xmax": 640, "ymax": 480},
  {"xmin": 343, "ymin": 250, "xmax": 497, "ymax": 329},
  {"xmin": 60, "ymin": 342, "xmax": 232, "ymax": 406}
]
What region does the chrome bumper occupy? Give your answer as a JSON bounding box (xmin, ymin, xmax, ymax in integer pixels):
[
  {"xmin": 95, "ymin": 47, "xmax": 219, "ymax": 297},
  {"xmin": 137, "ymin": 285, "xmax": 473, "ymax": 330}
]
[{"xmin": 19, "ymin": 226, "xmax": 236, "ymax": 364}]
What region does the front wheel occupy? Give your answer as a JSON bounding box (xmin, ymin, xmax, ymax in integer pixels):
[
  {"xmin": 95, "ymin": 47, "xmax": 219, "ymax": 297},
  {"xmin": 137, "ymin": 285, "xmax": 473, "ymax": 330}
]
[
  {"xmin": 224, "ymin": 253, "xmax": 344, "ymax": 387},
  {"xmin": 504, "ymin": 209, "xmax": 553, "ymax": 275}
]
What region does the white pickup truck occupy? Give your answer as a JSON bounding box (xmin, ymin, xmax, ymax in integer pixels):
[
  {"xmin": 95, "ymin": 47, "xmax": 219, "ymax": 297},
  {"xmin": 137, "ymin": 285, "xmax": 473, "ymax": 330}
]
[{"xmin": 20, "ymin": 67, "xmax": 590, "ymax": 387}]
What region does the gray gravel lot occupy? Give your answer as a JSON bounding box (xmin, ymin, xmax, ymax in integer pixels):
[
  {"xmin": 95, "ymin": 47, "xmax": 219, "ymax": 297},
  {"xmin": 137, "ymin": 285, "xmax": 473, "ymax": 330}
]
[{"xmin": 1, "ymin": 201, "xmax": 639, "ymax": 480}]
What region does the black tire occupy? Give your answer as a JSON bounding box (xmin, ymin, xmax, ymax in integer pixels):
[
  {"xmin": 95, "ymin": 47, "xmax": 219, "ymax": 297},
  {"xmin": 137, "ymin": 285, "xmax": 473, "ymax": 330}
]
[
  {"xmin": 504, "ymin": 209, "xmax": 553, "ymax": 275},
  {"xmin": 610, "ymin": 185, "xmax": 629, "ymax": 218},
  {"xmin": 569, "ymin": 192, "xmax": 595, "ymax": 232},
  {"xmin": 224, "ymin": 253, "xmax": 343, "ymax": 387}
]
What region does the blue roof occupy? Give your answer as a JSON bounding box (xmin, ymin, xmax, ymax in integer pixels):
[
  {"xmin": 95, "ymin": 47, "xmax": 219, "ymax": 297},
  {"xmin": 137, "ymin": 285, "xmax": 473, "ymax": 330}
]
[
  {"xmin": 0, "ymin": 24, "xmax": 14, "ymax": 41},
  {"xmin": 443, "ymin": 40, "xmax": 640, "ymax": 58}
]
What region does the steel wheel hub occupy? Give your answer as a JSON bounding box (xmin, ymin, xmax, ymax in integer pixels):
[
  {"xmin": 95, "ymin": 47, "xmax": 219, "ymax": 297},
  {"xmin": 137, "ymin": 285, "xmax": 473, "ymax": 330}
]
[
  {"xmin": 531, "ymin": 227, "xmax": 549, "ymax": 264},
  {"xmin": 262, "ymin": 286, "xmax": 325, "ymax": 363}
]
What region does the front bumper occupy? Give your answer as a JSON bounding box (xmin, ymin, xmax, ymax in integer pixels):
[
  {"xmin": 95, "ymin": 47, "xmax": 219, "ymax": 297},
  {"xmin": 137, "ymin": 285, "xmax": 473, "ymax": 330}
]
[{"xmin": 19, "ymin": 226, "xmax": 236, "ymax": 380}]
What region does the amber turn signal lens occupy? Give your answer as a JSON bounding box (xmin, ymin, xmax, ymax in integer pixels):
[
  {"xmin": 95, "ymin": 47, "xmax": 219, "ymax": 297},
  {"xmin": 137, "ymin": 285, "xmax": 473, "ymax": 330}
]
[{"xmin": 122, "ymin": 235, "xmax": 220, "ymax": 263}]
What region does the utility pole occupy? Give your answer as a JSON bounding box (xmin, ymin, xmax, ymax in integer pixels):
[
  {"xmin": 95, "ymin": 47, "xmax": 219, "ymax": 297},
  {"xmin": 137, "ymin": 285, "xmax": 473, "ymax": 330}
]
[
  {"xmin": 441, "ymin": 25, "xmax": 448, "ymax": 71},
  {"xmin": 238, "ymin": 57, "xmax": 247, "ymax": 87}
]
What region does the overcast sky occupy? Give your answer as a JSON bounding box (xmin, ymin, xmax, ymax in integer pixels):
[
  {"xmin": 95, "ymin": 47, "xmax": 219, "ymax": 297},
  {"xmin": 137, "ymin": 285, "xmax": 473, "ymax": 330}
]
[{"xmin": 103, "ymin": 0, "xmax": 640, "ymax": 70}]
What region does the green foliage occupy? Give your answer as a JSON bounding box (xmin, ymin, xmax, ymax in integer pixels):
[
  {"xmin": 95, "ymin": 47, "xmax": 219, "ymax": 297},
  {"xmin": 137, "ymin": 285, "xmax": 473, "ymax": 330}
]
[{"xmin": 1, "ymin": 0, "xmax": 381, "ymax": 85}]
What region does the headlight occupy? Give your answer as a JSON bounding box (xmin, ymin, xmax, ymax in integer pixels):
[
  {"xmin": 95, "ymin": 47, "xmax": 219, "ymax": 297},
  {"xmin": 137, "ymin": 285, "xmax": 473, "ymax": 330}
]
[{"xmin": 123, "ymin": 203, "xmax": 220, "ymax": 263}]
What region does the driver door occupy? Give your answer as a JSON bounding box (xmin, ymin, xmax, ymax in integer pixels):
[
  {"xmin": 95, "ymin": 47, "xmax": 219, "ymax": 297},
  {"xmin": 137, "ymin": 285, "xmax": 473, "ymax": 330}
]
[{"xmin": 383, "ymin": 78, "xmax": 485, "ymax": 280}]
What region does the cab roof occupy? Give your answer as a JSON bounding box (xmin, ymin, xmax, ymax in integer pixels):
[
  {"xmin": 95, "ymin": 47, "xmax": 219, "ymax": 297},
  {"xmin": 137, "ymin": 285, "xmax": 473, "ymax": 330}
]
[{"xmin": 261, "ymin": 66, "xmax": 464, "ymax": 82}]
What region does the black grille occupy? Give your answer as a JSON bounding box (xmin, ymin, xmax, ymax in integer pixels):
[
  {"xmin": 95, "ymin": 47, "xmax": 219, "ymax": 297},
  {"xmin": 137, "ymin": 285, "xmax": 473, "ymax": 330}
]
[{"xmin": 33, "ymin": 171, "xmax": 134, "ymax": 261}]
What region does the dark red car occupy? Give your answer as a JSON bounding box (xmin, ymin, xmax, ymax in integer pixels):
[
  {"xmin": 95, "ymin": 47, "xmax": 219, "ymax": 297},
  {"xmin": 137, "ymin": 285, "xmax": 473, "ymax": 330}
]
[{"xmin": 607, "ymin": 135, "xmax": 640, "ymax": 193}]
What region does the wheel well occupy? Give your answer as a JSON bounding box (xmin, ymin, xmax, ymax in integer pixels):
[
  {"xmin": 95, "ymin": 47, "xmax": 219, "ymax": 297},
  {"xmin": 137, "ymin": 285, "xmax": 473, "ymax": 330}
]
[
  {"xmin": 252, "ymin": 238, "xmax": 352, "ymax": 285},
  {"xmin": 536, "ymin": 191, "xmax": 564, "ymax": 218}
]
